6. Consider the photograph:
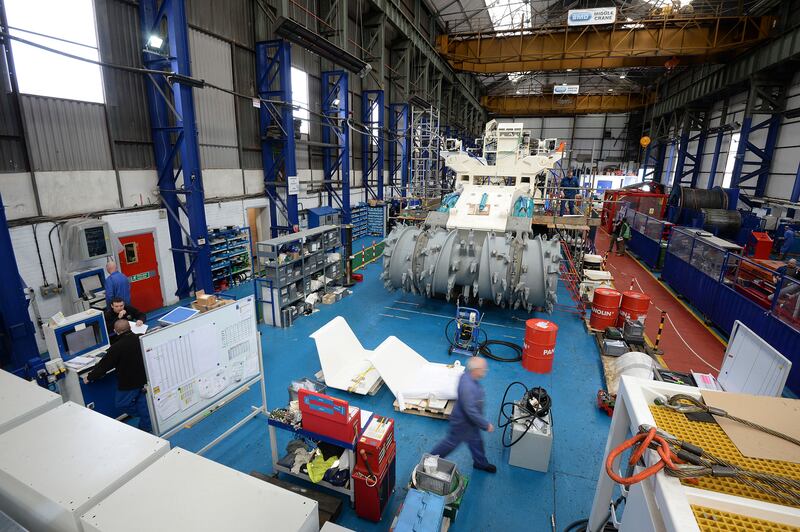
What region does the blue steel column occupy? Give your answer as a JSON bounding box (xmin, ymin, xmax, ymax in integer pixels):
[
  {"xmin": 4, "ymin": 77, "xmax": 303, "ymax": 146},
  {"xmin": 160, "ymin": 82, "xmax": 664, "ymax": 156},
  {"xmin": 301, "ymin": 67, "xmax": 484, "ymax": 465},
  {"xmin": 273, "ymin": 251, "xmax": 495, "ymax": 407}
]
[
  {"xmin": 788, "ymin": 161, "xmax": 800, "ymax": 218},
  {"xmin": 706, "ymin": 129, "xmax": 726, "ymax": 189},
  {"xmin": 361, "ymin": 90, "xmax": 384, "ymax": 200},
  {"xmin": 0, "ymin": 195, "xmax": 39, "ymax": 370},
  {"xmin": 321, "ymin": 71, "xmax": 351, "ymax": 222},
  {"xmin": 388, "ymin": 103, "xmax": 409, "ymax": 198},
  {"xmin": 256, "ymin": 40, "xmax": 299, "ymax": 237},
  {"xmin": 140, "ymin": 0, "xmax": 212, "ymax": 297},
  {"xmin": 730, "ymin": 81, "xmax": 786, "ymax": 197}
]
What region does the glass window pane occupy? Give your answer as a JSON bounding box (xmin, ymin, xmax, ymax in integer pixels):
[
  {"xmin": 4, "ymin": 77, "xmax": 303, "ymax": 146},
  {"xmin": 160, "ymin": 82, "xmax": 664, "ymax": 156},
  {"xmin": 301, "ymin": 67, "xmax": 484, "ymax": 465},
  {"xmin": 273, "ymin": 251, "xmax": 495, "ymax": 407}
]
[{"xmin": 291, "ymin": 67, "xmax": 309, "ymax": 135}]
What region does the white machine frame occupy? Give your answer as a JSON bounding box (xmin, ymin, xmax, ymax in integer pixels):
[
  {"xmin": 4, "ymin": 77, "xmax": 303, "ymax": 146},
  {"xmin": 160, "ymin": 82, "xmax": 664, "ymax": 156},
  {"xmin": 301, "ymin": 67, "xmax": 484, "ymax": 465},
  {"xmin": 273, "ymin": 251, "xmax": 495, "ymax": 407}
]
[
  {"xmin": 139, "ymin": 296, "xmax": 269, "ymax": 456},
  {"xmin": 588, "ymin": 376, "xmax": 800, "ymax": 531}
]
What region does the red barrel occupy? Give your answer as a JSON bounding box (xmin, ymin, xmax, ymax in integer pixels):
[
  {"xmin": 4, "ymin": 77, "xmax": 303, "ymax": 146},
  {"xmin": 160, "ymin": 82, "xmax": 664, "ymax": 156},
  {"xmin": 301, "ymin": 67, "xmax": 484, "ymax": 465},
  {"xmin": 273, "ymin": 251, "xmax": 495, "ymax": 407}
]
[
  {"xmin": 590, "ymin": 288, "xmax": 622, "ymax": 331},
  {"xmin": 522, "ymin": 319, "xmax": 558, "ymax": 373},
  {"xmin": 618, "ymin": 291, "xmax": 651, "ymax": 326}
]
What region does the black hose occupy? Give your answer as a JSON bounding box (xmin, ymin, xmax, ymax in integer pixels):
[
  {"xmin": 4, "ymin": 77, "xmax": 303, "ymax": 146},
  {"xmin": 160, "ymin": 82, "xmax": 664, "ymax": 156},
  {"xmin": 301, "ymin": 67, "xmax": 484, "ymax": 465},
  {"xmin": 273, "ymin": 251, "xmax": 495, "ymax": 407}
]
[
  {"xmin": 479, "ymin": 339, "xmax": 522, "ymax": 362},
  {"xmin": 48, "ymin": 223, "xmax": 62, "ymax": 284},
  {"xmin": 497, "ymin": 382, "xmax": 552, "ymax": 448},
  {"xmin": 31, "ymin": 224, "xmax": 49, "ymax": 285},
  {"xmin": 562, "ymin": 496, "xmax": 624, "ymax": 531}
]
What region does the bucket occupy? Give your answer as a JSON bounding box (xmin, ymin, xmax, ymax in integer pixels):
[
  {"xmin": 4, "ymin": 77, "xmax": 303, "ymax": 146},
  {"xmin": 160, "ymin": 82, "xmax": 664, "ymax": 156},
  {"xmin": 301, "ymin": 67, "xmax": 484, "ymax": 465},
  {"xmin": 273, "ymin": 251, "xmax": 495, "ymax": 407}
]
[
  {"xmin": 522, "ymin": 319, "xmax": 558, "ymax": 373},
  {"xmin": 618, "ymin": 291, "xmax": 651, "ymax": 327},
  {"xmin": 590, "ymin": 288, "xmax": 622, "ymax": 331}
]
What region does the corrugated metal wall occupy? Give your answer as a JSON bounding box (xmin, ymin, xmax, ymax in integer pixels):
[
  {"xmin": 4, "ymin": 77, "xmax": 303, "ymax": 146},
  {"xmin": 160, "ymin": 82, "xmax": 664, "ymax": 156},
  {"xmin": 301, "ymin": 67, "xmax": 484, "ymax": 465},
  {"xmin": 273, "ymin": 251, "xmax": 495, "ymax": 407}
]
[
  {"xmin": 95, "ymin": 0, "xmax": 154, "ymax": 169},
  {"xmin": 20, "ymin": 95, "xmax": 113, "ymax": 171},
  {"xmin": 189, "ymin": 29, "xmax": 239, "ymax": 169},
  {"xmin": 0, "ymin": 83, "xmax": 28, "ymax": 172},
  {"xmin": 187, "ymin": 0, "xmax": 254, "ymax": 47},
  {"xmin": 233, "ymin": 46, "xmax": 261, "ymax": 169}
]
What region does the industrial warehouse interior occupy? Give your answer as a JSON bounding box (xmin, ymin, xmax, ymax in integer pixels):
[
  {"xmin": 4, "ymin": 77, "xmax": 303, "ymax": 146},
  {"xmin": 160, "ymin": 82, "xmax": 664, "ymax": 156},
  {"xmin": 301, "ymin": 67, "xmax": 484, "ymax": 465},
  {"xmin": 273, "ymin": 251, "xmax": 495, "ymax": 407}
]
[{"xmin": 2, "ymin": 0, "xmax": 800, "ymax": 530}]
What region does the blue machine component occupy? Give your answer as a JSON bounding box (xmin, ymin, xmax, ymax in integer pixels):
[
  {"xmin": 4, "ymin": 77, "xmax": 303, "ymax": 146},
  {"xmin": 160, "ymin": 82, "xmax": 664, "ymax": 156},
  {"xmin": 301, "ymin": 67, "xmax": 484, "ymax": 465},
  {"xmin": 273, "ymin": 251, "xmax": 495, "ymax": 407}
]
[
  {"xmin": 0, "ymin": 194, "xmax": 40, "ymax": 372},
  {"xmin": 256, "ymin": 40, "xmax": 299, "ymax": 237},
  {"xmin": 513, "ymin": 196, "xmax": 534, "ymax": 218},
  {"xmin": 447, "ymin": 305, "xmax": 484, "ymax": 357},
  {"xmin": 478, "ymin": 192, "xmax": 489, "ymax": 212},
  {"xmin": 388, "ymin": 104, "xmax": 410, "ymax": 198},
  {"xmin": 438, "ymin": 192, "xmax": 460, "ymax": 213},
  {"xmin": 307, "ymin": 206, "xmax": 341, "ymax": 228},
  {"xmin": 394, "ymin": 489, "xmax": 445, "ymax": 532},
  {"xmin": 140, "ymin": 0, "xmax": 213, "ymax": 297},
  {"xmin": 362, "ymin": 90, "xmax": 384, "ymax": 200},
  {"xmin": 321, "ymin": 71, "xmax": 351, "ymax": 222}
]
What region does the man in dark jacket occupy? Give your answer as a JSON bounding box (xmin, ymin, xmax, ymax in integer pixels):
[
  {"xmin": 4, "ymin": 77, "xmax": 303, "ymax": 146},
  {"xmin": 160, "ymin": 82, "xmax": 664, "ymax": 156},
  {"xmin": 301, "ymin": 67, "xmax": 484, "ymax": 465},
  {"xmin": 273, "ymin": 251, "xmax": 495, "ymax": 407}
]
[
  {"xmin": 104, "ymin": 297, "xmax": 146, "ymax": 336},
  {"xmin": 82, "ymin": 320, "xmax": 151, "ymax": 432},
  {"xmin": 430, "ymin": 357, "xmax": 496, "ymax": 473}
]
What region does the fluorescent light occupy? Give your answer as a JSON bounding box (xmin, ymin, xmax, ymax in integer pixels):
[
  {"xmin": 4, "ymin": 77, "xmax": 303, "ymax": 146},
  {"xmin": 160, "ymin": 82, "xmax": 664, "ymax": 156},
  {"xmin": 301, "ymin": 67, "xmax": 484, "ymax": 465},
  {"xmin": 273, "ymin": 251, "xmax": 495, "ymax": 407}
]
[
  {"xmin": 566, "ymin": 68, "xmax": 573, "ymax": 72},
  {"xmin": 147, "ymin": 35, "xmax": 164, "ymax": 49},
  {"xmin": 608, "ymin": 88, "xmax": 613, "ymax": 92},
  {"xmin": 516, "ymin": 90, "xmax": 521, "ymax": 94},
  {"xmin": 619, "ymin": 73, "xmax": 626, "ymax": 79}
]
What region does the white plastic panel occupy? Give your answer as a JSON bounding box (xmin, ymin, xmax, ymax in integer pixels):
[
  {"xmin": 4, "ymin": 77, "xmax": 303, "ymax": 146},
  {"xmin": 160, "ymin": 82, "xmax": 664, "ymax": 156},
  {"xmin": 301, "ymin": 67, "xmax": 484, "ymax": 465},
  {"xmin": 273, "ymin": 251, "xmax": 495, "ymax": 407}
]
[
  {"xmin": 718, "ymin": 320, "xmax": 791, "ymax": 396},
  {"xmin": 309, "ymin": 316, "xmax": 381, "ymax": 394},
  {"xmin": 80, "ymin": 448, "xmax": 318, "ymax": 532},
  {"xmin": 0, "ymin": 370, "xmax": 62, "ymax": 434}
]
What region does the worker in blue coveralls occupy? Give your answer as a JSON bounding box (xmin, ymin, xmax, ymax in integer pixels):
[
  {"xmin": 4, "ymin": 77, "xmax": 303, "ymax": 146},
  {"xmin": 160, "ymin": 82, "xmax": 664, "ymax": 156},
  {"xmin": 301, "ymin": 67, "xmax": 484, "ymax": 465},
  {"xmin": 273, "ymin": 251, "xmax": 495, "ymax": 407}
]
[
  {"xmin": 781, "ymin": 228, "xmax": 795, "ymax": 260},
  {"xmin": 430, "ymin": 357, "xmax": 496, "ymax": 473},
  {"xmin": 560, "ymin": 170, "xmax": 580, "ymax": 215},
  {"xmin": 105, "ymin": 260, "xmax": 131, "ymax": 306}
]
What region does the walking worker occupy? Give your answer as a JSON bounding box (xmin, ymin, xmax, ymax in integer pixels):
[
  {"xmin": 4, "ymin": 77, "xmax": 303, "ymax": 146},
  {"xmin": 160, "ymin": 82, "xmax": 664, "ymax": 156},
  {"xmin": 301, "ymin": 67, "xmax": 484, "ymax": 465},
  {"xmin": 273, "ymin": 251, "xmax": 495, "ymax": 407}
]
[
  {"xmin": 559, "ymin": 171, "xmax": 580, "ymax": 215},
  {"xmin": 82, "ymin": 320, "xmax": 152, "ymax": 433},
  {"xmin": 608, "ymin": 218, "xmax": 622, "ymax": 254},
  {"xmin": 430, "ymin": 357, "xmax": 496, "ymax": 473},
  {"xmin": 105, "ymin": 260, "xmax": 131, "ymax": 306},
  {"xmin": 781, "ymin": 228, "xmax": 795, "ymax": 260},
  {"xmin": 616, "ymin": 218, "xmax": 632, "ymax": 256}
]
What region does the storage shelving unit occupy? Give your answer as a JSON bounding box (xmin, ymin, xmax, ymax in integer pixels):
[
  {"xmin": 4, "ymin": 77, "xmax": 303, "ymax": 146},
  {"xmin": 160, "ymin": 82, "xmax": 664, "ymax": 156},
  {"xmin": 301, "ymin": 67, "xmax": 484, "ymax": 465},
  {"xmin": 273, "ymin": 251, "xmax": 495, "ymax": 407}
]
[
  {"xmin": 255, "ymin": 225, "xmax": 342, "ymax": 327},
  {"xmin": 351, "ymin": 203, "xmax": 368, "ymax": 239},
  {"xmin": 209, "ymin": 226, "xmax": 252, "ymax": 292}
]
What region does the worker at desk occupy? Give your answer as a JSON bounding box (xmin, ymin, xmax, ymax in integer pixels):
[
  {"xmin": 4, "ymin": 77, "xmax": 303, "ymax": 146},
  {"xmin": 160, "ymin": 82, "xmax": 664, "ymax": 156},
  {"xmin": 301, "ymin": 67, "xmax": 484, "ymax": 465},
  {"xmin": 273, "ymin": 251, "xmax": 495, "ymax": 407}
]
[
  {"xmin": 104, "ymin": 297, "xmax": 146, "ymax": 336},
  {"xmin": 82, "ymin": 320, "xmax": 151, "ymax": 432}
]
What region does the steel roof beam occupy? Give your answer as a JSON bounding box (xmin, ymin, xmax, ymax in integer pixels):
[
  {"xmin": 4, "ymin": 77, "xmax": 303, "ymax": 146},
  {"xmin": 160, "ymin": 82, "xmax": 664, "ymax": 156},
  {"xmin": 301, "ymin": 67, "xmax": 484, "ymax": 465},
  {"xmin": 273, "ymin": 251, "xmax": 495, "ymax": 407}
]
[
  {"xmin": 482, "ymin": 92, "xmax": 656, "ymax": 116},
  {"xmin": 439, "ymin": 16, "xmax": 773, "ymax": 74}
]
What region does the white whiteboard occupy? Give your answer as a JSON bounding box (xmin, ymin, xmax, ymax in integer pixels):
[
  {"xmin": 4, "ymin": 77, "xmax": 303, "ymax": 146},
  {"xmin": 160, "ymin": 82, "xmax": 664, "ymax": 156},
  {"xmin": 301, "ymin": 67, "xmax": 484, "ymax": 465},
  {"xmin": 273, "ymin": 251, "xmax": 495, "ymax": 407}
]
[{"xmin": 140, "ymin": 296, "xmax": 260, "ymax": 435}]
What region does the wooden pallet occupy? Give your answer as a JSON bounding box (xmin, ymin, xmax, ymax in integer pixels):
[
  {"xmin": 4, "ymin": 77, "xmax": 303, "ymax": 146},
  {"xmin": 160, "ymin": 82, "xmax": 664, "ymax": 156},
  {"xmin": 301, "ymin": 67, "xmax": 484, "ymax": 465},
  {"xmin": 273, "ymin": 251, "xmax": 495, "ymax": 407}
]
[{"xmin": 393, "ymin": 399, "xmax": 454, "ymax": 419}]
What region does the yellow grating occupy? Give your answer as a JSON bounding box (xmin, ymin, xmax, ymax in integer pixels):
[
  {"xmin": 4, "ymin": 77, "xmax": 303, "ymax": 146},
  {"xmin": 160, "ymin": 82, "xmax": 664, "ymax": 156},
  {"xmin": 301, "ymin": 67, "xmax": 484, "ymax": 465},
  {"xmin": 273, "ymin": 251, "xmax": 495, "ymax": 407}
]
[
  {"xmin": 691, "ymin": 505, "xmax": 800, "ymax": 531},
  {"xmin": 649, "ymin": 405, "xmax": 800, "ymax": 507}
]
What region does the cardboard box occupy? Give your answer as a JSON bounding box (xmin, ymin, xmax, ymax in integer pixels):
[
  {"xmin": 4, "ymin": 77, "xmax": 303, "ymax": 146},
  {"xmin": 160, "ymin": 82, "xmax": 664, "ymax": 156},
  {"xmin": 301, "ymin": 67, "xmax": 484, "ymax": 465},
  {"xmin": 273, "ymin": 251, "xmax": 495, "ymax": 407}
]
[{"xmin": 321, "ymin": 293, "xmax": 336, "ymax": 305}]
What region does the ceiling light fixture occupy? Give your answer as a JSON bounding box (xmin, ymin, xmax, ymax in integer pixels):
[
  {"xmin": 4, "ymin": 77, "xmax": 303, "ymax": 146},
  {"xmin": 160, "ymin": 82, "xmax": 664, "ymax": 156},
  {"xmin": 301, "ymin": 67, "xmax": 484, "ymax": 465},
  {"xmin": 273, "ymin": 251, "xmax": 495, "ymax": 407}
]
[
  {"xmin": 608, "ymin": 88, "xmax": 614, "ymax": 92},
  {"xmin": 147, "ymin": 35, "xmax": 164, "ymax": 49},
  {"xmin": 566, "ymin": 68, "xmax": 573, "ymax": 72},
  {"xmin": 619, "ymin": 72, "xmax": 626, "ymax": 79}
]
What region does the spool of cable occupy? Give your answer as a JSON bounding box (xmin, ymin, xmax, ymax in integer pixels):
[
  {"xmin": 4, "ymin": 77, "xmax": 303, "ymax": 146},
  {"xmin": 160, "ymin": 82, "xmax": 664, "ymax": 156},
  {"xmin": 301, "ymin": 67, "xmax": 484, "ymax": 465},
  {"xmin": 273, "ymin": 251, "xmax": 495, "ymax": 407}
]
[
  {"xmin": 670, "ymin": 186, "xmax": 729, "ymax": 220},
  {"xmin": 701, "ymin": 208, "xmax": 741, "ymax": 236}
]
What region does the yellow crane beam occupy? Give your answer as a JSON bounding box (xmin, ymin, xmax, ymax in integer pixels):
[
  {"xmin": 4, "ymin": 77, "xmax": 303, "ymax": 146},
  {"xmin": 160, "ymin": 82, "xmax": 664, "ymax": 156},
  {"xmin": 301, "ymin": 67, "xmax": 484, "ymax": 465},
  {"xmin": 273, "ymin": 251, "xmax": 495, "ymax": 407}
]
[
  {"xmin": 482, "ymin": 93, "xmax": 657, "ymax": 116},
  {"xmin": 439, "ymin": 16, "xmax": 774, "ymax": 73}
]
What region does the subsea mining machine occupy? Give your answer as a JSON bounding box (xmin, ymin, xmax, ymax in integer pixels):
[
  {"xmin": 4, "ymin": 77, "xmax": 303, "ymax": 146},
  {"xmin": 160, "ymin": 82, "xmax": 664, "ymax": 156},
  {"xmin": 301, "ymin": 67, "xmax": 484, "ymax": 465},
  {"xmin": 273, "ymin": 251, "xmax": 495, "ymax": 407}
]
[{"xmin": 382, "ymin": 121, "xmax": 565, "ymax": 312}]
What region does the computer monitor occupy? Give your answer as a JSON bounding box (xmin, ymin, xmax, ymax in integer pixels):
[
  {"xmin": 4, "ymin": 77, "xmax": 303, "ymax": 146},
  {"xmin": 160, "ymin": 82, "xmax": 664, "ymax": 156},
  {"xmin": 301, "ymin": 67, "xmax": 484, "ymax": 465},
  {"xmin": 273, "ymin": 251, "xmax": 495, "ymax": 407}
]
[
  {"xmin": 60, "ymin": 321, "xmax": 104, "ymax": 357},
  {"xmin": 79, "ymin": 272, "xmax": 104, "ymax": 297},
  {"xmin": 78, "ymin": 222, "xmax": 112, "ymax": 260}
]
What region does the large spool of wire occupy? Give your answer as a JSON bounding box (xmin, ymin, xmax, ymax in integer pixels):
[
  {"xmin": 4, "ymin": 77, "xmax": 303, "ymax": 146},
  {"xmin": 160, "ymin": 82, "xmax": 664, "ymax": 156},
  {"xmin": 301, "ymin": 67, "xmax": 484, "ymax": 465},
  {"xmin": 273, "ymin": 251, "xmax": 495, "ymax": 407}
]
[
  {"xmin": 678, "ymin": 186, "xmax": 728, "ymax": 211},
  {"xmin": 701, "ymin": 208, "xmax": 741, "ymax": 236}
]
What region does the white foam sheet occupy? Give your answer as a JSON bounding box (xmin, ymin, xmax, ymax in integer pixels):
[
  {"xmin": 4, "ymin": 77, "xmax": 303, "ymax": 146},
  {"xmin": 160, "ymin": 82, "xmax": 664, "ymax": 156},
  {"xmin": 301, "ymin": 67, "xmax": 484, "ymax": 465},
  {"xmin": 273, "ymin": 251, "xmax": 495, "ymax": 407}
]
[
  {"xmin": 309, "ymin": 316, "xmax": 381, "ymax": 394},
  {"xmin": 369, "ymin": 336, "xmax": 464, "ymax": 410}
]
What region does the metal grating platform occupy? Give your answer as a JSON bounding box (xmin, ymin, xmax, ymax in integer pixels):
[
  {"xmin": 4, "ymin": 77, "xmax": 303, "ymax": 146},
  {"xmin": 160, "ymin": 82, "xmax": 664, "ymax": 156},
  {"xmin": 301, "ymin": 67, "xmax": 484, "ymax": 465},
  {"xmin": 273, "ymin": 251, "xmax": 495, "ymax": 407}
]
[
  {"xmin": 650, "ymin": 405, "xmax": 800, "ymax": 507},
  {"xmin": 691, "ymin": 505, "xmax": 799, "ymax": 531}
]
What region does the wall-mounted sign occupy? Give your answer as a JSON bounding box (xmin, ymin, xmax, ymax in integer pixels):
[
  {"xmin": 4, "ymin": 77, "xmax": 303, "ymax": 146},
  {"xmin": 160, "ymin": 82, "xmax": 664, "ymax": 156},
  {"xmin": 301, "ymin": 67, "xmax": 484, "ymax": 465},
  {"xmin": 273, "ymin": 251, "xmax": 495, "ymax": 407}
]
[
  {"xmin": 554, "ymin": 85, "xmax": 580, "ymax": 95},
  {"xmin": 567, "ymin": 7, "xmax": 617, "ymax": 26}
]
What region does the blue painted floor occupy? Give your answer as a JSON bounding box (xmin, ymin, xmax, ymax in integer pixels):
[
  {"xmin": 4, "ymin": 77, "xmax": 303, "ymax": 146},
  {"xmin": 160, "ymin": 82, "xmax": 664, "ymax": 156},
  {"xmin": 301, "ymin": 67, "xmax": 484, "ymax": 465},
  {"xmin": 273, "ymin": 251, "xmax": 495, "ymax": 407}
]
[{"xmin": 163, "ymin": 258, "xmax": 611, "ymax": 531}]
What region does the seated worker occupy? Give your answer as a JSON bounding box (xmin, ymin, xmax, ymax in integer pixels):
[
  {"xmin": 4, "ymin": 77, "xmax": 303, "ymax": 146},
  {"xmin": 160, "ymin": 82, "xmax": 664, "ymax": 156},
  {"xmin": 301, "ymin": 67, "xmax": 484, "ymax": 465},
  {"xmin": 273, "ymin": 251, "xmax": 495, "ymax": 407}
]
[
  {"xmin": 82, "ymin": 320, "xmax": 152, "ymax": 433},
  {"xmin": 105, "ymin": 296, "xmax": 146, "ymax": 336}
]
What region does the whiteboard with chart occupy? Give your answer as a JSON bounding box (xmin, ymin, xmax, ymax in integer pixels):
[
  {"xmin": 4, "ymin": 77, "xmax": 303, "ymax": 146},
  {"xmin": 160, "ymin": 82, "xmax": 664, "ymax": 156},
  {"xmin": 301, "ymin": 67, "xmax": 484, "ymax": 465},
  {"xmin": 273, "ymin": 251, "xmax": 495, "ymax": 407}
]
[{"xmin": 140, "ymin": 296, "xmax": 260, "ymax": 435}]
